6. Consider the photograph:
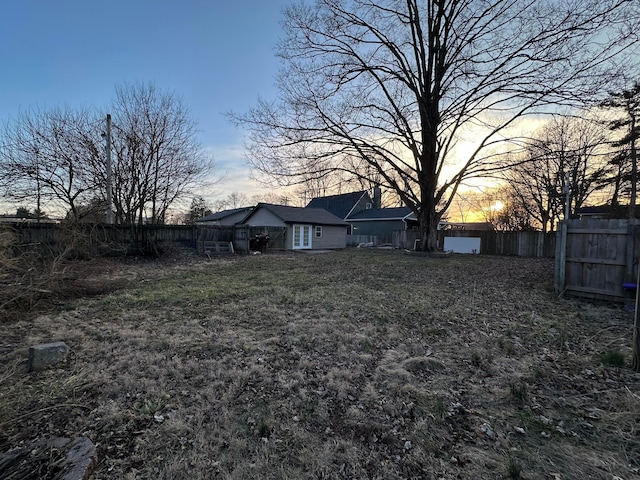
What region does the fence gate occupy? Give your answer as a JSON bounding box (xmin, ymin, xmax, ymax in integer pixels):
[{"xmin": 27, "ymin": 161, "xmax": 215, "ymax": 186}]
[{"xmin": 555, "ymin": 218, "xmax": 638, "ymax": 302}]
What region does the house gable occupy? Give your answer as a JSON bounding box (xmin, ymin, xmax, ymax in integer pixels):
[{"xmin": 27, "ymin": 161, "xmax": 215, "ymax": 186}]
[
  {"xmin": 241, "ymin": 206, "xmax": 287, "ymax": 227},
  {"xmin": 306, "ymin": 191, "xmax": 372, "ymax": 219}
]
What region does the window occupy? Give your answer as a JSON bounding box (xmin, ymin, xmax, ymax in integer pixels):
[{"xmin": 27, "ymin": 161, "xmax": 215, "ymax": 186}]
[{"xmin": 315, "ymin": 226, "xmax": 323, "ymax": 238}]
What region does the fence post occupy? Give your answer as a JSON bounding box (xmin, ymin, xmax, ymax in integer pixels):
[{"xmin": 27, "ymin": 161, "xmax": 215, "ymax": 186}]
[
  {"xmin": 625, "ymin": 220, "xmax": 637, "ymax": 283},
  {"xmin": 554, "ymin": 220, "xmax": 568, "ymax": 295}
]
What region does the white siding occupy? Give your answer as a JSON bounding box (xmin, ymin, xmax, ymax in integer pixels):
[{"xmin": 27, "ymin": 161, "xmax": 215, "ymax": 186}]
[
  {"xmin": 245, "ymin": 209, "xmax": 286, "ymax": 227},
  {"xmin": 311, "ymin": 225, "xmax": 347, "ymax": 249}
]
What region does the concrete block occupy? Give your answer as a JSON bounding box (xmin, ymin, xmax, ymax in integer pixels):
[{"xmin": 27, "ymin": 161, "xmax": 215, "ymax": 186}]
[
  {"xmin": 28, "ymin": 341, "xmax": 69, "ymax": 371},
  {"xmin": 60, "ymin": 436, "xmax": 97, "ymax": 480}
]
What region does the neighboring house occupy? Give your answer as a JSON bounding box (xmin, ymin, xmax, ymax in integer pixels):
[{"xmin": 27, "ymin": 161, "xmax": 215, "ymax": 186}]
[
  {"xmin": 347, "ymin": 207, "xmax": 418, "ymax": 241},
  {"xmin": 195, "ymin": 207, "xmax": 254, "ymax": 225},
  {"xmin": 306, "ymin": 190, "xmax": 374, "ymax": 221},
  {"xmin": 240, "ymin": 203, "xmax": 348, "ymax": 250},
  {"xmin": 307, "ymin": 188, "xmax": 419, "ymax": 244}
]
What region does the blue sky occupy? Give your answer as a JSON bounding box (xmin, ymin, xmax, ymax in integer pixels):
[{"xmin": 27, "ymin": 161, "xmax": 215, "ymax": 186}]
[{"xmin": 0, "ymin": 0, "xmax": 293, "ymax": 204}]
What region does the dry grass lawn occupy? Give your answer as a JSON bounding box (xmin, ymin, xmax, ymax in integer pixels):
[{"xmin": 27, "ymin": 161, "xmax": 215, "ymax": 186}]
[{"xmin": 1, "ymin": 249, "xmax": 639, "ymax": 479}]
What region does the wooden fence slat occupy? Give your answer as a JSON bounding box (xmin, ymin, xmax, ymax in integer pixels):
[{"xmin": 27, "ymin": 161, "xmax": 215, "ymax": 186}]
[{"xmin": 555, "ymin": 218, "xmax": 638, "ymax": 302}]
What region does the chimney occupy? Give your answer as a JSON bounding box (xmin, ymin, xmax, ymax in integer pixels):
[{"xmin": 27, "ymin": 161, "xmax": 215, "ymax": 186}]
[{"xmin": 373, "ymin": 186, "xmax": 382, "ymax": 209}]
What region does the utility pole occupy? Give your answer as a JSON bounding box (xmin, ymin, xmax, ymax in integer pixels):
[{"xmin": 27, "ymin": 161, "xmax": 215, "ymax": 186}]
[
  {"xmin": 105, "ymin": 114, "xmax": 113, "ymax": 224},
  {"xmin": 564, "ymin": 173, "xmax": 571, "ymax": 221},
  {"xmin": 555, "ymin": 174, "xmax": 571, "ymax": 296}
]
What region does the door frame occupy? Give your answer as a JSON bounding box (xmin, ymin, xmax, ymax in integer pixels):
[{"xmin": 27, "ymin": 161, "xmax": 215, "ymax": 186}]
[{"xmin": 292, "ymin": 224, "xmax": 313, "ymax": 249}]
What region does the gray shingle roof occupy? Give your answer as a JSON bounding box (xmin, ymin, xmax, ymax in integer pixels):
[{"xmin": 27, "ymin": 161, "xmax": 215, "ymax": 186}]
[
  {"xmin": 306, "ymin": 191, "xmax": 369, "ymax": 219},
  {"xmin": 252, "ymin": 203, "xmax": 348, "ymax": 226},
  {"xmin": 196, "ymin": 207, "xmax": 253, "ymax": 222}
]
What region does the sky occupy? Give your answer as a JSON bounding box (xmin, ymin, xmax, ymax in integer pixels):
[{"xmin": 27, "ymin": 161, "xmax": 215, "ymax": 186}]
[{"xmin": 0, "ymin": 0, "xmax": 295, "ymax": 209}]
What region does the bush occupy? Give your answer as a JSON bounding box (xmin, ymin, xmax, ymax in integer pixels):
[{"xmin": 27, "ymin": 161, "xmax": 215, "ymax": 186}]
[{"xmin": 601, "ymin": 350, "xmax": 625, "ymax": 368}]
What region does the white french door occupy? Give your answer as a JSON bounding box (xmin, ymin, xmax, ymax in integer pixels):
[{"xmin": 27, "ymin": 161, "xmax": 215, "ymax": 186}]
[{"xmin": 292, "ymin": 225, "xmax": 312, "ymax": 249}]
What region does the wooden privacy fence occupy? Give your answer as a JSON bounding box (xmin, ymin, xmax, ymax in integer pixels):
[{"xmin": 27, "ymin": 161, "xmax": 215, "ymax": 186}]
[
  {"xmin": 6, "ymin": 222, "xmax": 555, "ymax": 258},
  {"xmin": 440, "ymin": 229, "xmax": 555, "ymax": 257},
  {"xmin": 2, "ymin": 223, "xmax": 287, "ymax": 256},
  {"xmin": 347, "ymin": 234, "xmax": 379, "ymax": 246},
  {"xmin": 554, "ymin": 218, "xmax": 640, "ymax": 302},
  {"xmin": 387, "ymin": 229, "xmax": 555, "ymax": 257}
]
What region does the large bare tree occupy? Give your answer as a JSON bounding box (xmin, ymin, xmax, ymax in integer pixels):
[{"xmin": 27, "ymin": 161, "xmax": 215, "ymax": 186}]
[
  {"xmin": 110, "ymin": 83, "xmax": 214, "ymax": 225},
  {"xmin": 233, "ymin": 0, "xmax": 638, "ymax": 250}
]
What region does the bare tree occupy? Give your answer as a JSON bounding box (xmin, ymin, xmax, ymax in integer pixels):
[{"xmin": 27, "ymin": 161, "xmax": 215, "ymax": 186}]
[
  {"xmin": 227, "ymin": 191, "xmax": 249, "ymax": 209},
  {"xmin": 109, "ymin": 83, "xmax": 214, "ymax": 225},
  {"xmin": 233, "ymin": 0, "xmax": 638, "ymax": 250},
  {"xmin": 293, "ymin": 168, "xmax": 368, "ymax": 205},
  {"xmin": 0, "ymin": 106, "xmax": 103, "ymax": 222},
  {"xmin": 492, "ymin": 190, "xmax": 536, "ymax": 232},
  {"xmin": 448, "ymin": 188, "xmax": 490, "ymax": 223},
  {"xmin": 505, "ymin": 115, "xmax": 611, "ymax": 232},
  {"xmin": 212, "ymin": 191, "xmax": 251, "ymax": 212},
  {"xmin": 250, "ymin": 192, "xmax": 294, "ymax": 206},
  {"xmin": 448, "ymin": 186, "xmax": 508, "ymax": 225}
]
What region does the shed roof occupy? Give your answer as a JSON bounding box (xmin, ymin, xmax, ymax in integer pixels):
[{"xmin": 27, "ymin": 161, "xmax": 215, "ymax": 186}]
[
  {"xmin": 195, "ymin": 207, "xmax": 253, "ymax": 222},
  {"xmin": 244, "ymin": 203, "xmax": 348, "ymax": 226},
  {"xmin": 306, "ymin": 191, "xmax": 370, "ymax": 219}
]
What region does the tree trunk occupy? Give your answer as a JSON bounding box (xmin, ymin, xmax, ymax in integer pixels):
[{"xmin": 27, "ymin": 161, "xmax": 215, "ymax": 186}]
[{"xmin": 417, "ymin": 208, "xmax": 439, "ymax": 252}]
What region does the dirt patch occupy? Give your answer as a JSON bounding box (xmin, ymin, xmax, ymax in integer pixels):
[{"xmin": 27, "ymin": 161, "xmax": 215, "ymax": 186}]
[{"xmin": 1, "ymin": 250, "xmax": 639, "ymax": 479}]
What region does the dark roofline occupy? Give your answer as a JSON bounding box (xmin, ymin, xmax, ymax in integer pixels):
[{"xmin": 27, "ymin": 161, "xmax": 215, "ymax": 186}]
[
  {"xmin": 349, "ymin": 216, "xmax": 412, "ymax": 222},
  {"xmin": 195, "ymin": 206, "xmax": 253, "ymax": 222},
  {"xmin": 344, "ymin": 191, "xmax": 370, "ymax": 219},
  {"xmin": 347, "ymin": 206, "xmax": 416, "ymax": 221},
  {"xmin": 243, "ymin": 203, "xmax": 348, "ymax": 226},
  {"xmin": 306, "ymin": 190, "xmax": 371, "ymax": 219},
  {"xmin": 307, "ymin": 190, "xmax": 366, "ymax": 202}
]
